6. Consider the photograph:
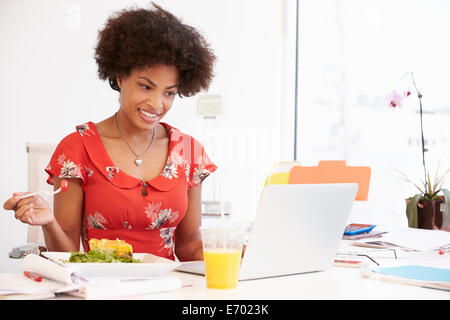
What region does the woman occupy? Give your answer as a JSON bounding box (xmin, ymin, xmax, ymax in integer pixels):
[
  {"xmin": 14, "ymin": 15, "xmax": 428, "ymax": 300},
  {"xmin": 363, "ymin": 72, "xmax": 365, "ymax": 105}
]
[{"xmin": 3, "ymin": 3, "xmax": 217, "ymax": 261}]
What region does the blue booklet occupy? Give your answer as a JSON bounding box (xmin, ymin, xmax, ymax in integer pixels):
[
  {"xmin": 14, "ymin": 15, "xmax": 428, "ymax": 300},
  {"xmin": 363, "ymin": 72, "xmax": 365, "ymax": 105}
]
[
  {"xmin": 363, "ymin": 265, "xmax": 450, "ymax": 291},
  {"xmin": 374, "ymin": 265, "xmax": 450, "ymax": 282}
]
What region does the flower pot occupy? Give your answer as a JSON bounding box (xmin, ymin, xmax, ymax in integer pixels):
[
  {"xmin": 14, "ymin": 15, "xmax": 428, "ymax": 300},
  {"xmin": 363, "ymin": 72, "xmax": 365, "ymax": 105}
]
[
  {"xmin": 417, "ymin": 197, "xmax": 444, "ymax": 230},
  {"xmin": 405, "ymin": 196, "xmax": 446, "ymax": 230}
]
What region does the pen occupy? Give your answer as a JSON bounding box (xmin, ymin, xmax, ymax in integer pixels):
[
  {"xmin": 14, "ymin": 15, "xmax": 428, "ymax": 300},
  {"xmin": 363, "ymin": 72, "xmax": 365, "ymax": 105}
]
[{"xmin": 24, "ymin": 271, "xmax": 42, "ymax": 282}]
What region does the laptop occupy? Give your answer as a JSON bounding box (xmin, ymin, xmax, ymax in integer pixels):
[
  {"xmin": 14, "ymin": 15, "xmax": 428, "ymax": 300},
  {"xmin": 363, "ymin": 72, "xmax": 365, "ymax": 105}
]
[{"xmin": 175, "ymin": 183, "xmax": 358, "ymax": 280}]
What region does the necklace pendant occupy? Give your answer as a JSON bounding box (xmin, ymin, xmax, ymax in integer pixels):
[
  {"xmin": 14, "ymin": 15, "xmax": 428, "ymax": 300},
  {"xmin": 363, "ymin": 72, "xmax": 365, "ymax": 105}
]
[{"xmin": 135, "ymin": 158, "xmax": 143, "ymax": 167}]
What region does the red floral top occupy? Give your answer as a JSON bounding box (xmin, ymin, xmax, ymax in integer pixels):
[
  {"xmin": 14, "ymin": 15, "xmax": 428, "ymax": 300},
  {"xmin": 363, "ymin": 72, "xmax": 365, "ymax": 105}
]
[{"xmin": 45, "ymin": 121, "xmax": 217, "ymax": 260}]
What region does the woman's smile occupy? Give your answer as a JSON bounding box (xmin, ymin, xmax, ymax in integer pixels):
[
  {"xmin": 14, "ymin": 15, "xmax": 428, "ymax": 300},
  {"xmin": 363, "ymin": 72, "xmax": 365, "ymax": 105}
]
[{"xmin": 138, "ymin": 107, "xmax": 161, "ymax": 123}]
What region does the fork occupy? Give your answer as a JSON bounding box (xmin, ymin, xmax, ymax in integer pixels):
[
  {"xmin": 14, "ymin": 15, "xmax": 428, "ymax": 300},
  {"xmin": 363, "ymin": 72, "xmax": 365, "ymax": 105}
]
[{"xmin": 19, "ymin": 179, "xmax": 68, "ymax": 199}]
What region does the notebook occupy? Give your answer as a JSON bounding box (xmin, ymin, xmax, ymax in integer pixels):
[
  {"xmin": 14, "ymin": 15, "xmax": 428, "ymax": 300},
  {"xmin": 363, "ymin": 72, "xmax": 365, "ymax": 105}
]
[
  {"xmin": 176, "ymin": 183, "xmax": 358, "ymax": 280},
  {"xmin": 361, "ymin": 264, "xmax": 450, "ymax": 291}
]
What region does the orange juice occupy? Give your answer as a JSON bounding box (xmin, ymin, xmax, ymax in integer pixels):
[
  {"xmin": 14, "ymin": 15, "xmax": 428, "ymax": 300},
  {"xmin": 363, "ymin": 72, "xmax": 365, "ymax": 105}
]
[{"xmin": 203, "ymin": 249, "xmax": 242, "ymax": 289}]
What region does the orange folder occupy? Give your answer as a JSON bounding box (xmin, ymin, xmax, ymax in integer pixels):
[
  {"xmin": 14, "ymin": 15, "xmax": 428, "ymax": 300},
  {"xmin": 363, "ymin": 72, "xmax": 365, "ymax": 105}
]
[{"xmin": 288, "ymin": 160, "xmax": 371, "ymax": 201}]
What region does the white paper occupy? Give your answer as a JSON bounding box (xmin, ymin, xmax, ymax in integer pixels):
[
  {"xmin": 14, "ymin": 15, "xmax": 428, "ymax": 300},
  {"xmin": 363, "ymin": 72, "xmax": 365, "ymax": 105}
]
[
  {"xmin": 70, "ymin": 276, "xmax": 182, "ymax": 299},
  {"xmin": 0, "ymin": 273, "xmax": 71, "ymax": 299},
  {"xmin": 22, "ymin": 254, "xmax": 75, "ymax": 284},
  {"xmin": 360, "ymin": 227, "xmax": 450, "ymax": 251}
]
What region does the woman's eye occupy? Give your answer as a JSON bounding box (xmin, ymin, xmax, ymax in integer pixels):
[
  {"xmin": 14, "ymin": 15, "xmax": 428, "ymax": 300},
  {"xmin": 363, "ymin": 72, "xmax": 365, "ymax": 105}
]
[
  {"xmin": 139, "ymin": 83, "xmax": 151, "ymax": 90},
  {"xmin": 166, "ymin": 91, "xmax": 176, "ymax": 97}
]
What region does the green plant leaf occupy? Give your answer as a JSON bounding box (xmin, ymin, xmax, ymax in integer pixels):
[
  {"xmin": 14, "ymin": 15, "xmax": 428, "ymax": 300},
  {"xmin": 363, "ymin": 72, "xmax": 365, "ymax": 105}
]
[
  {"xmin": 432, "ymin": 160, "xmax": 441, "ymax": 193},
  {"xmin": 436, "ymin": 168, "xmax": 450, "ymax": 191},
  {"xmin": 406, "ymin": 194, "xmax": 421, "ymax": 228},
  {"xmin": 427, "ymin": 171, "xmax": 433, "ymax": 195},
  {"xmin": 393, "ymin": 168, "xmax": 425, "ymax": 194},
  {"xmin": 431, "ymin": 189, "xmax": 441, "ymax": 200},
  {"xmin": 440, "ymin": 188, "xmax": 450, "ymax": 228}
]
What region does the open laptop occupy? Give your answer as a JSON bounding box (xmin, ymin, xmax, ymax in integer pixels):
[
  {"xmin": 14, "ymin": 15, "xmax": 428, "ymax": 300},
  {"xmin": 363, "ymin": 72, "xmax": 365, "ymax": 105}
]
[{"xmin": 175, "ymin": 183, "xmax": 358, "ymax": 280}]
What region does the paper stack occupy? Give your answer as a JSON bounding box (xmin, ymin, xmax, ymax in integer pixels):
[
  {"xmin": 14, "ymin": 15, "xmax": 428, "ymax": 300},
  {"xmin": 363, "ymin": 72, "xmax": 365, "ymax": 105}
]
[
  {"xmin": 0, "ymin": 254, "xmax": 182, "ymax": 299},
  {"xmin": 68, "ymin": 277, "xmax": 182, "ymax": 299},
  {"xmin": 352, "ymin": 227, "xmax": 450, "ymax": 251}
]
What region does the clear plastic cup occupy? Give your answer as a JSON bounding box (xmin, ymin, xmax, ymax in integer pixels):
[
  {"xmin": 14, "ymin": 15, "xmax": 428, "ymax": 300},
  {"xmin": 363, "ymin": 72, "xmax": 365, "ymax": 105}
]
[{"xmin": 200, "ymin": 224, "xmax": 244, "ymax": 289}]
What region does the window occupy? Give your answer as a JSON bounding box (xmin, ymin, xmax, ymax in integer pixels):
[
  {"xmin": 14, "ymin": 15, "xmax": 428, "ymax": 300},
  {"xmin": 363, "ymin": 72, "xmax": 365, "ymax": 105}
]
[{"xmin": 297, "ymin": 0, "xmax": 450, "ymax": 226}]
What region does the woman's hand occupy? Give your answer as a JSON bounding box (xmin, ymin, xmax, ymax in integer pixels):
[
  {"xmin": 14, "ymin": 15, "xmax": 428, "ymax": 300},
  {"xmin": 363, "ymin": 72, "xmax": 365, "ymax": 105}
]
[{"xmin": 3, "ymin": 193, "xmax": 54, "ymax": 226}]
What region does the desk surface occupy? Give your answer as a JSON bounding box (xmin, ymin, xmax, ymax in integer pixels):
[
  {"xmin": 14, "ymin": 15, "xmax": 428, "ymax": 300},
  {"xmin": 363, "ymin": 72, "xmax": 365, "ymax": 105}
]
[
  {"xmin": 1, "ymin": 265, "xmax": 448, "ymax": 300},
  {"xmin": 141, "ymin": 266, "xmax": 449, "ymax": 300},
  {"xmin": 2, "ymin": 226, "xmax": 449, "ymax": 300}
]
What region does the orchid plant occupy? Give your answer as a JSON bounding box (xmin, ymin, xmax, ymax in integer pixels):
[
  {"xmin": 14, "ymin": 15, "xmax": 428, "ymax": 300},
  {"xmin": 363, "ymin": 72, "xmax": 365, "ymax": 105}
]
[{"xmin": 387, "ymin": 72, "xmax": 450, "ymax": 229}]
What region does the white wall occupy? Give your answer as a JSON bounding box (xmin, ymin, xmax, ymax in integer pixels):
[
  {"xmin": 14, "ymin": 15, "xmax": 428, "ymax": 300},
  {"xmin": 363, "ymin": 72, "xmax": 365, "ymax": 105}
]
[{"xmin": 0, "ymin": 0, "xmax": 296, "ymax": 271}]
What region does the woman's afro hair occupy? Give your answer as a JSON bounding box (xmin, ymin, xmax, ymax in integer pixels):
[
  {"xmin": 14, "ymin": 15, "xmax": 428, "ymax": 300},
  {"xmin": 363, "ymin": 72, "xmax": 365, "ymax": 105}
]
[{"xmin": 95, "ymin": 3, "xmax": 216, "ymax": 97}]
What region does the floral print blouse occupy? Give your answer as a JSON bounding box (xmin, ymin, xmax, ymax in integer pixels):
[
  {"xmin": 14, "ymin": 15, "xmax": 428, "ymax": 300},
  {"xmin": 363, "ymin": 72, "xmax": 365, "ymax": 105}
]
[{"xmin": 45, "ymin": 121, "xmax": 217, "ymax": 260}]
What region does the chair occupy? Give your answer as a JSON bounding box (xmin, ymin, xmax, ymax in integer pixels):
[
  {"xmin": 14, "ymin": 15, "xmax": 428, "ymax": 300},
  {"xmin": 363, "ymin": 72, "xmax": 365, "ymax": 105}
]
[
  {"xmin": 26, "ymin": 143, "xmax": 56, "ymax": 245},
  {"xmin": 288, "ymin": 160, "xmax": 373, "ymax": 223}
]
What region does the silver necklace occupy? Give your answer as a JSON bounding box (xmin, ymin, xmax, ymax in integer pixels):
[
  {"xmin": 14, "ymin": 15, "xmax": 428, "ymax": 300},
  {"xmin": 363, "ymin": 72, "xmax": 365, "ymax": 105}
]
[{"xmin": 113, "ymin": 112, "xmax": 156, "ymax": 167}]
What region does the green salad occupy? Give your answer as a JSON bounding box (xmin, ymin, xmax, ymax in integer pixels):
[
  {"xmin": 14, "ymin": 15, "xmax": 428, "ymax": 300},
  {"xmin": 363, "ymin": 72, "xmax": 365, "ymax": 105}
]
[{"xmin": 64, "ymin": 248, "xmax": 142, "ymax": 263}]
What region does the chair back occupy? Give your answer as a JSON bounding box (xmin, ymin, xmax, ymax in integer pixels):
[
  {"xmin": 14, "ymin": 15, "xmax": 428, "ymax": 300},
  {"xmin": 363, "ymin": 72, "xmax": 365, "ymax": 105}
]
[{"xmin": 26, "ymin": 143, "xmax": 56, "ymax": 245}]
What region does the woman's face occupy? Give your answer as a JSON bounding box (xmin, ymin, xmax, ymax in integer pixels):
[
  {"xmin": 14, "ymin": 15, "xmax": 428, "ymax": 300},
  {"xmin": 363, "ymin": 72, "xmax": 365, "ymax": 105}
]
[{"xmin": 117, "ymin": 64, "xmax": 179, "ymax": 131}]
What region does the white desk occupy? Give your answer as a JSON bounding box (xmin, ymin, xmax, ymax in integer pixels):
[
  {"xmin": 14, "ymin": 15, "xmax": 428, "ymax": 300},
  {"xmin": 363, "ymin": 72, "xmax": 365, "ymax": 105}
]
[
  {"xmin": 1, "ymin": 227, "xmax": 449, "ymax": 300},
  {"xmin": 119, "ymin": 225, "xmax": 450, "ymax": 300},
  {"xmin": 2, "ymin": 264, "xmax": 447, "ymax": 300},
  {"xmin": 139, "ymin": 261, "xmax": 450, "ymax": 300}
]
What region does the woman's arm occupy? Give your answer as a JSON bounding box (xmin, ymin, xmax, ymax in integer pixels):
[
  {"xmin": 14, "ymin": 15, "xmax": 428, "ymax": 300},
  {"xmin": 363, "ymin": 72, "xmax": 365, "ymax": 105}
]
[
  {"xmin": 42, "ymin": 177, "xmax": 84, "ymax": 251},
  {"xmin": 174, "ymin": 184, "xmax": 203, "ymax": 261},
  {"xmin": 3, "ymin": 176, "xmax": 84, "ymax": 252}
]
